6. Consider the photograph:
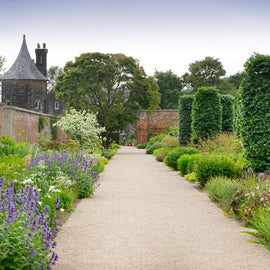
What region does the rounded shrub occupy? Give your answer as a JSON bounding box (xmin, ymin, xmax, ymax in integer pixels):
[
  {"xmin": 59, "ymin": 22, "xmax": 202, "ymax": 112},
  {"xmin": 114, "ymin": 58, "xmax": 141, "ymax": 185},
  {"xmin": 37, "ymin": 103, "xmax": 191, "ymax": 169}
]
[
  {"xmin": 240, "ymin": 53, "xmax": 270, "ymax": 172},
  {"xmin": 178, "ymin": 95, "xmax": 194, "ymax": 145},
  {"xmin": 136, "ymin": 142, "xmax": 148, "ymax": 149},
  {"xmin": 146, "ymin": 142, "xmax": 164, "ymax": 154},
  {"xmin": 221, "ymin": 94, "xmax": 234, "ymax": 133},
  {"xmin": 164, "ymin": 147, "xmax": 200, "ymax": 170},
  {"xmin": 194, "ymin": 154, "xmax": 242, "ymax": 188},
  {"xmin": 191, "ymin": 87, "xmax": 222, "ymax": 144},
  {"xmin": 177, "ymin": 154, "xmax": 194, "ymax": 176}
]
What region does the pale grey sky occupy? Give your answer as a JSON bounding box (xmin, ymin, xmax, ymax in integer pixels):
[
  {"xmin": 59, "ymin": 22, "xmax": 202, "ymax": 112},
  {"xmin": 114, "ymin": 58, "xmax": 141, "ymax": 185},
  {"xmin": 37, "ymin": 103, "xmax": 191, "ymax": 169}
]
[{"xmin": 1, "ymin": 0, "xmax": 270, "ymax": 77}]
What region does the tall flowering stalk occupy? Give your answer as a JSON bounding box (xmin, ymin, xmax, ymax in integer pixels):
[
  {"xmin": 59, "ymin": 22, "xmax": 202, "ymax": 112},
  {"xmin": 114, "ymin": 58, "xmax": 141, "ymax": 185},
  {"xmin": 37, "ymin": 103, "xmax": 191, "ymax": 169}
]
[
  {"xmin": 0, "ymin": 177, "xmax": 59, "ymax": 269},
  {"xmin": 28, "ymin": 151, "xmax": 99, "ymax": 198}
]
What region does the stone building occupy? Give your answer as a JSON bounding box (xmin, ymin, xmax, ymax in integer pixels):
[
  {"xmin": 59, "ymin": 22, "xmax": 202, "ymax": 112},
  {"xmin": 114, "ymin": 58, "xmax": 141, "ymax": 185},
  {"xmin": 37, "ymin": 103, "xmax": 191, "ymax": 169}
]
[{"xmin": 0, "ymin": 35, "xmax": 65, "ymax": 115}]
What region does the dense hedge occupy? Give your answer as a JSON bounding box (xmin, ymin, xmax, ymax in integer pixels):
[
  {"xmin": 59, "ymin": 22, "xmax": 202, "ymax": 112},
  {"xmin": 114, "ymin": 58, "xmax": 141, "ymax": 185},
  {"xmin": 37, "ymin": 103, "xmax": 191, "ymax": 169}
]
[
  {"xmin": 194, "ymin": 154, "xmax": 242, "ymax": 188},
  {"xmin": 240, "ymin": 53, "xmax": 270, "ymax": 172},
  {"xmin": 221, "ymin": 95, "xmax": 234, "ymax": 133},
  {"xmin": 178, "ymin": 95, "xmax": 194, "ymax": 145},
  {"xmin": 164, "ymin": 147, "xmax": 200, "ymax": 170},
  {"xmin": 233, "ymin": 89, "xmax": 242, "ymax": 137},
  {"xmin": 191, "ymin": 87, "xmax": 222, "ymax": 144}
]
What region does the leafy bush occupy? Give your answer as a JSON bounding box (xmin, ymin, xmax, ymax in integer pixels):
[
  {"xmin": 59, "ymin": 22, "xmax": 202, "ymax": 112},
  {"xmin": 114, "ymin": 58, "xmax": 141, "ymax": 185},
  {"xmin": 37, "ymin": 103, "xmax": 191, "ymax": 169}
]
[
  {"xmin": 177, "ymin": 154, "xmax": 194, "ymax": 176},
  {"xmin": 194, "ymin": 154, "xmax": 242, "ymax": 188},
  {"xmin": 0, "ymin": 136, "xmax": 34, "ymax": 157},
  {"xmin": 102, "ymin": 149, "xmax": 116, "ymax": 160},
  {"xmin": 221, "ymin": 95, "xmax": 234, "ymax": 133},
  {"xmin": 147, "ymin": 134, "xmax": 166, "ymax": 148},
  {"xmin": 146, "ymin": 142, "xmax": 164, "ymax": 154},
  {"xmin": 184, "ymin": 172, "xmax": 197, "ymax": 182},
  {"xmin": 109, "ymin": 142, "xmax": 120, "ymax": 149},
  {"xmin": 0, "ymin": 154, "xmax": 26, "ymax": 185},
  {"xmin": 164, "ymin": 147, "xmax": 200, "ymax": 170},
  {"xmin": 240, "ymin": 53, "xmax": 270, "ymax": 172},
  {"xmin": 161, "ymin": 136, "xmax": 178, "ymax": 148},
  {"xmin": 153, "ymin": 147, "xmax": 174, "ymax": 162},
  {"xmin": 205, "ymin": 176, "xmax": 240, "ymax": 212},
  {"xmin": 186, "ymin": 153, "xmax": 201, "ymax": 174},
  {"xmin": 191, "ymin": 87, "xmax": 222, "ymax": 144},
  {"xmin": 136, "ymin": 142, "xmax": 147, "ymax": 149},
  {"xmin": 178, "ymin": 95, "xmax": 193, "ymax": 145}
]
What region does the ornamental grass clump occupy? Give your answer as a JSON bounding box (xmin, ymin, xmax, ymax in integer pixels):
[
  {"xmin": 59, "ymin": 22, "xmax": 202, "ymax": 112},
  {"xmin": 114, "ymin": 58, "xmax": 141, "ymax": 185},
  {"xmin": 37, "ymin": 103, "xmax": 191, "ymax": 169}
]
[{"xmin": 0, "ymin": 178, "xmax": 59, "ymax": 269}]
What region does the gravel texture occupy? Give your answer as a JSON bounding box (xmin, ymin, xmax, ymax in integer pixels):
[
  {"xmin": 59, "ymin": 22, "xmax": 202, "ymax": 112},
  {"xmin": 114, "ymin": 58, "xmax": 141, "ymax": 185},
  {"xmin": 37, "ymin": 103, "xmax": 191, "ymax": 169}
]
[{"xmin": 54, "ymin": 146, "xmax": 270, "ymax": 270}]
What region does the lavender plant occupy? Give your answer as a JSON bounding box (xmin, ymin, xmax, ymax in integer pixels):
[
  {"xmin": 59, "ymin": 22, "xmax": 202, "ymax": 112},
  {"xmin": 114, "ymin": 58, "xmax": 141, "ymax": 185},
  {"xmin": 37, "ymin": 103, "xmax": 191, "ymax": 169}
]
[
  {"xmin": 0, "ymin": 177, "xmax": 59, "ymax": 269},
  {"xmin": 27, "ymin": 151, "xmax": 99, "ymax": 199}
]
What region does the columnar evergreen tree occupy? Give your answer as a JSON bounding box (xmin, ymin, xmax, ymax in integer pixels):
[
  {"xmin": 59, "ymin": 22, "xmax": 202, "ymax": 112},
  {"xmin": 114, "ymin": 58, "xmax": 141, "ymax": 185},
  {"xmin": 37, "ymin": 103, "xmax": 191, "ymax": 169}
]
[
  {"xmin": 240, "ymin": 53, "xmax": 270, "ymax": 172},
  {"xmin": 178, "ymin": 95, "xmax": 194, "ymax": 145},
  {"xmin": 221, "ymin": 94, "xmax": 234, "ymax": 133},
  {"xmin": 191, "ymin": 87, "xmax": 222, "ymax": 143}
]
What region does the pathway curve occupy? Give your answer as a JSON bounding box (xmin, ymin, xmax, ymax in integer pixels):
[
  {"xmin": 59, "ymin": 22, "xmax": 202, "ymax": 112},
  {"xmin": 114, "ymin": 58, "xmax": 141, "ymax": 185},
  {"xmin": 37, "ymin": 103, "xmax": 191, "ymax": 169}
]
[{"xmin": 54, "ymin": 147, "xmax": 270, "ymax": 270}]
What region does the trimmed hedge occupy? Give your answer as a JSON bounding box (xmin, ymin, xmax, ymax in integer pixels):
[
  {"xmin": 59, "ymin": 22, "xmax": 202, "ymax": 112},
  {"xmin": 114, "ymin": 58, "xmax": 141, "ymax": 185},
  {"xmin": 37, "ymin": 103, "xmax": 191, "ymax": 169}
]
[
  {"xmin": 178, "ymin": 95, "xmax": 194, "ymax": 145},
  {"xmin": 240, "ymin": 53, "xmax": 270, "ymax": 172},
  {"xmin": 177, "ymin": 153, "xmax": 201, "ymax": 176},
  {"xmin": 164, "ymin": 147, "xmax": 200, "ymax": 170},
  {"xmin": 191, "ymin": 87, "xmax": 222, "ymax": 144},
  {"xmin": 194, "ymin": 154, "xmax": 242, "ymax": 188},
  {"xmin": 136, "ymin": 142, "xmax": 148, "ymax": 149},
  {"xmin": 221, "ymin": 95, "xmax": 234, "ymax": 133}
]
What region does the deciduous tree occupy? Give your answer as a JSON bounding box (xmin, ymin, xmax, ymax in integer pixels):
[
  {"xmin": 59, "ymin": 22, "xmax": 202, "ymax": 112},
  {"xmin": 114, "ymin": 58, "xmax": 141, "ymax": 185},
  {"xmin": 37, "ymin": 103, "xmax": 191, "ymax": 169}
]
[{"xmin": 55, "ymin": 52, "xmax": 160, "ymax": 146}]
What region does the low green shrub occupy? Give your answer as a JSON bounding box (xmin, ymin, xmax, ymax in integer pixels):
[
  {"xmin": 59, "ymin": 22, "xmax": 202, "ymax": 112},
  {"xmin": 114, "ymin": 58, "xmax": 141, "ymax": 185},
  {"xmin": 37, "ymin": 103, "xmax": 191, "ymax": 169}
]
[
  {"xmin": 177, "ymin": 154, "xmax": 194, "ymax": 176},
  {"xmin": 154, "ymin": 147, "xmax": 174, "ymax": 162},
  {"xmin": 136, "ymin": 142, "xmax": 148, "ymax": 149},
  {"xmin": 147, "ymin": 134, "xmax": 166, "ymax": 148},
  {"xmin": 205, "ymin": 176, "xmax": 240, "ymax": 212},
  {"xmin": 186, "ymin": 154, "xmax": 201, "ymax": 174},
  {"xmin": 164, "ymin": 147, "xmax": 200, "ymax": 170},
  {"xmin": 109, "ymin": 142, "xmax": 120, "ymax": 149},
  {"xmin": 102, "ymin": 149, "xmax": 116, "ymax": 160},
  {"xmin": 153, "ymin": 147, "xmax": 169, "ymax": 156},
  {"xmin": 194, "ymin": 154, "xmax": 242, "ymax": 188},
  {"xmin": 146, "ymin": 142, "xmax": 164, "ymax": 154},
  {"xmin": 184, "ymin": 172, "xmax": 197, "ymax": 182}
]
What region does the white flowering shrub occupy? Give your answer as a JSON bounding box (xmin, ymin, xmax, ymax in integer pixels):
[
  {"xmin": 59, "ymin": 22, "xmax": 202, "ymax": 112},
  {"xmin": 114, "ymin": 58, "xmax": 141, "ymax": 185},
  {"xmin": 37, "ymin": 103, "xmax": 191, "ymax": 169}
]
[{"xmin": 55, "ymin": 109, "xmax": 105, "ymax": 150}]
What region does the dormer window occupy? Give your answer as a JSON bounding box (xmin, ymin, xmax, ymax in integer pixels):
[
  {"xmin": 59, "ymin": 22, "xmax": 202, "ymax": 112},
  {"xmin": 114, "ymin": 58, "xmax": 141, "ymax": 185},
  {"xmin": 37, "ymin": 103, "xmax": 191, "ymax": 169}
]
[
  {"xmin": 55, "ymin": 101, "xmax": 59, "ymax": 110},
  {"xmin": 35, "ymin": 101, "xmax": 40, "ymax": 110}
]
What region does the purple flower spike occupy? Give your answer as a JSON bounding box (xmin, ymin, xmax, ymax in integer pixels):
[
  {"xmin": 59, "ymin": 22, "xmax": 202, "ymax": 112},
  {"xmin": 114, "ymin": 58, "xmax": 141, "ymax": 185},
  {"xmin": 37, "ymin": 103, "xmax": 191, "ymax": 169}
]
[{"xmin": 0, "ymin": 176, "xmax": 4, "ymax": 187}]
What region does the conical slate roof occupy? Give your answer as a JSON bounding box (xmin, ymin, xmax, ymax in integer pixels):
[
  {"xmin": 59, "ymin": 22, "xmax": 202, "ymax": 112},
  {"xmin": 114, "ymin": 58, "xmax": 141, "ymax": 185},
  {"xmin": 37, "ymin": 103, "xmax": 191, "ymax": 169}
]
[{"xmin": 0, "ymin": 35, "xmax": 48, "ymax": 81}]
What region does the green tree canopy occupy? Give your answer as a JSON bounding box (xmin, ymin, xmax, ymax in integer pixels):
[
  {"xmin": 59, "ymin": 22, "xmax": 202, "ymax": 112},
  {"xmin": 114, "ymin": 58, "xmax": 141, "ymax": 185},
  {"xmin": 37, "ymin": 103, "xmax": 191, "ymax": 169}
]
[
  {"xmin": 181, "ymin": 56, "xmax": 233, "ymax": 94},
  {"xmin": 154, "ymin": 70, "xmax": 182, "ymax": 109},
  {"xmin": 47, "ymin": 66, "xmax": 63, "ymax": 92},
  {"xmin": 55, "ymin": 52, "xmax": 160, "ymax": 146}
]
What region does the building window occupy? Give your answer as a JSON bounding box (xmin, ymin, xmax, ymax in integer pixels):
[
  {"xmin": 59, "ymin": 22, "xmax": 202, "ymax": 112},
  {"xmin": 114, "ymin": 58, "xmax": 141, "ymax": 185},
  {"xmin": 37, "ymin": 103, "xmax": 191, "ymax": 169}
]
[
  {"xmin": 35, "ymin": 101, "xmax": 40, "ymax": 110},
  {"xmin": 6, "ymin": 100, "xmax": 11, "ymax": 106},
  {"xmin": 55, "ymin": 101, "xmax": 59, "ymax": 110}
]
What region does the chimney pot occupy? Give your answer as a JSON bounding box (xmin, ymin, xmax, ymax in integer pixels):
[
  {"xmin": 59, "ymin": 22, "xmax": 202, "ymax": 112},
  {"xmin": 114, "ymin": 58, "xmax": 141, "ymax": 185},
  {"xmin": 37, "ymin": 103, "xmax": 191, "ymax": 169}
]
[
  {"xmin": 37, "ymin": 43, "xmax": 40, "ymax": 49},
  {"xmin": 43, "ymin": 43, "xmax": 46, "ymax": 49}
]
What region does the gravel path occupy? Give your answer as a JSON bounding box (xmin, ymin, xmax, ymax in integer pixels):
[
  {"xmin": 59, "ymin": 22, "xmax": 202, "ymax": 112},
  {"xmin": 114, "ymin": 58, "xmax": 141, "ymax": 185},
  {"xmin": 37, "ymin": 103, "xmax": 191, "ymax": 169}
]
[{"xmin": 54, "ymin": 147, "xmax": 270, "ymax": 270}]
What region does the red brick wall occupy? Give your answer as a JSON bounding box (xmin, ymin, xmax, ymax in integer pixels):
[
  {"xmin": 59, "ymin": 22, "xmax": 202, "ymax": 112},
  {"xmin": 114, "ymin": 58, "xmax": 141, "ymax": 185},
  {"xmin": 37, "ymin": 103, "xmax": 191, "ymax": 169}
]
[
  {"xmin": 136, "ymin": 110, "xmax": 178, "ymax": 144},
  {"xmin": 0, "ymin": 104, "xmax": 68, "ymax": 144}
]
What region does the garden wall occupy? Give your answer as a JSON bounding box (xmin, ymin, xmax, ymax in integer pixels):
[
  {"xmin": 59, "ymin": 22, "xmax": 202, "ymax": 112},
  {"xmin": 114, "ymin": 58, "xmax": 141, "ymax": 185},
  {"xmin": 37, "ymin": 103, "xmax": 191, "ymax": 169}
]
[
  {"xmin": 136, "ymin": 110, "xmax": 178, "ymax": 144},
  {"xmin": 0, "ymin": 103, "xmax": 68, "ymax": 144}
]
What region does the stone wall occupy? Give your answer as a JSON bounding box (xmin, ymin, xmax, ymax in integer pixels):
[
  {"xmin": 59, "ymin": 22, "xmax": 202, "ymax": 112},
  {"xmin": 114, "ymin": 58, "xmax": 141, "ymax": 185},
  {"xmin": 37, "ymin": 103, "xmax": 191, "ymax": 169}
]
[
  {"xmin": 136, "ymin": 110, "xmax": 178, "ymax": 144},
  {"xmin": 0, "ymin": 104, "xmax": 68, "ymax": 144}
]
